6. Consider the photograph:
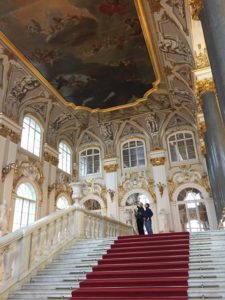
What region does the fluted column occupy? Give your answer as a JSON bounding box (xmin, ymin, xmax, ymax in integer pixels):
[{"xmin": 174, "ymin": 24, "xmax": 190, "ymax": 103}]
[
  {"xmin": 198, "ymin": 81, "xmax": 225, "ymax": 219},
  {"xmin": 191, "ymin": 0, "xmax": 225, "ymax": 123}
]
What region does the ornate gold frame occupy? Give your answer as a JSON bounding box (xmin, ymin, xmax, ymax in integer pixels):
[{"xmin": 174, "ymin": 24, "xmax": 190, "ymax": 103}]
[{"xmin": 0, "ymin": 0, "xmax": 160, "ymax": 113}]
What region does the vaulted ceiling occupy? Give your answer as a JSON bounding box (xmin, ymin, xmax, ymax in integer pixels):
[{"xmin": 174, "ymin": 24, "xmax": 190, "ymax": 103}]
[{"xmin": 0, "ymin": 0, "xmax": 156, "ymax": 110}]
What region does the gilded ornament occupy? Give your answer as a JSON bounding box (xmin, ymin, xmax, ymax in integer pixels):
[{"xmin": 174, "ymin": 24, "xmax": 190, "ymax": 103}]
[
  {"xmin": 195, "ymin": 44, "xmax": 210, "ymax": 69},
  {"xmin": 189, "ymin": 0, "xmax": 203, "ymax": 20},
  {"xmin": 0, "ymin": 125, "xmax": 21, "ymax": 144},
  {"xmin": 104, "ymin": 164, "xmax": 118, "ymax": 173},
  {"xmin": 148, "ymin": 179, "xmax": 157, "ymax": 203},
  {"xmin": 2, "ymin": 163, "xmax": 19, "ymax": 181},
  {"xmin": 150, "ymin": 157, "xmax": 166, "ymax": 166},
  {"xmin": 44, "ymin": 151, "xmax": 59, "ymax": 166},
  {"xmin": 196, "ymin": 79, "xmax": 215, "ymax": 97},
  {"xmin": 200, "ymin": 140, "xmax": 206, "ymax": 156},
  {"xmin": 167, "ymin": 178, "xmax": 175, "ymax": 200}
]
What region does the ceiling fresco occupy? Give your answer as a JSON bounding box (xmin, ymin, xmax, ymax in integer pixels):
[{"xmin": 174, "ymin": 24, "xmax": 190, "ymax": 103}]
[{"xmin": 0, "ymin": 0, "xmax": 156, "ymax": 110}]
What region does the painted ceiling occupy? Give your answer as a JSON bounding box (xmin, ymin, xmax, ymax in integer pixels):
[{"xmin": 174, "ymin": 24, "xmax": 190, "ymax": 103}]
[{"xmin": 0, "ymin": 0, "xmax": 156, "ymax": 110}]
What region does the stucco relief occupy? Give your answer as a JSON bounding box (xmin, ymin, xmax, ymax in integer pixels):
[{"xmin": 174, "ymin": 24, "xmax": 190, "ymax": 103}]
[{"xmin": 167, "ymin": 166, "xmax": 211, "ymax": 200}]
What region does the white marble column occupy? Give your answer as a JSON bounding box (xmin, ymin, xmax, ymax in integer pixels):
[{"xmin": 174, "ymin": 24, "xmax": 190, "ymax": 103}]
[
  {"xmin": 150, "ymin": 149, "xmax": 173, "ymax": 233},
  {"xmin": 103, "ymin": 158, "xmax": 118, "ymax": 219}
]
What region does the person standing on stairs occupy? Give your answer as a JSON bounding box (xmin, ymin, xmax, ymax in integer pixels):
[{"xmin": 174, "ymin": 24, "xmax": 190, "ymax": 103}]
[
  {"xmin": 144, "ymin": 203, "xmax": 153, "ymax": 235},
  {"xmin": 135, "ymin": 202, "xmax": 145, "ymax": 235}
]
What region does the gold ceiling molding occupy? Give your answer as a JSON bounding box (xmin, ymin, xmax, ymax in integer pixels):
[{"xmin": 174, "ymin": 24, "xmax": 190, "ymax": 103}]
[
  {"xmin": 0, "ymin": 124, "xmax": 21, "ymax": 143},
  {"xmin": 196, "ymin": 79, "xmax": 215, "ymax": 97},
  {"xmin": 150, "ymin": 157, "xmax": 166, "ymax": 166},
  {"xmin": 104, "ymin": 164, "xmax": 118, "ymax": 173},
  {"xmin": 189, "ymin": 0, "xmax": 204, "ymax": 20},
  {"xmin": 0, "ymin": 0, "xmax": 161, "ymax": 114}
]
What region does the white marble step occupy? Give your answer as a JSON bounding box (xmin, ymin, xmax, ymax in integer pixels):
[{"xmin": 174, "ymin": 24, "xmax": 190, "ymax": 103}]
[{"xmin": 7, "ymin": 237, "xmax": 114, "ymax": 300}]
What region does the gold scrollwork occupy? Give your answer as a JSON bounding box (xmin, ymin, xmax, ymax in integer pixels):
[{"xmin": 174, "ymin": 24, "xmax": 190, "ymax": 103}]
[
  {"xmin": 196, "ymin": 79, "xmax": 215, "ymax": 97},
  {"xmin": 150, "ymin": 157, "xmax": 166, "ymax": 166},
  {"xmin": 167, "ymin": 178, "xmax": 175, "ymax": 201},
  {"xmin": 44, "ymin": 151, "xmax": 59, "ymax": 166},
  {"xmin": 104, "ymin": 164, "xmax": 118, "ymax": 173},
  {"xmin": 189, "ymin": 0, "xmax": 203, "ymax": 20},
  {"xmin": 2, "ymin": 163, "xmax": 19, "ymax": 182}
]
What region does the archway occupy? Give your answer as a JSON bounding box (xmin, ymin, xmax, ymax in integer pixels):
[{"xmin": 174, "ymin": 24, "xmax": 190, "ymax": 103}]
[
  {"xmin": 173, "ymin": 184, "xmax": 213, "ymax": 232},
  {"xmin": 80, "ymin": 194, "xmax": 105, "ymax": 215},
  {"xmin": 120, "ymin": 189, "xmax": 157, "ymax": 233}
]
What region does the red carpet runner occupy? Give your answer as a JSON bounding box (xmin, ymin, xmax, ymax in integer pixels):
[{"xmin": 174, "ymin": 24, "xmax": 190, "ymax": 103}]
[{"xmin": 70, "ymin": 232, "xmax": 189, "ymax": 300}]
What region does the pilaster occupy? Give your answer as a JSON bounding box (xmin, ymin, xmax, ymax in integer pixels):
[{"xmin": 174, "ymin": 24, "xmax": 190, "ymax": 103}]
[
  {"xmin": 43, "ymin": 143, "xmax": 59, "ymax": 215},
  {"xmin": 150, "ymin": 149, "xmax": 173, "ymax": 233},
  {"xmin": 103, "ymin": 158, "xmax": 118, "ymax": 219}
]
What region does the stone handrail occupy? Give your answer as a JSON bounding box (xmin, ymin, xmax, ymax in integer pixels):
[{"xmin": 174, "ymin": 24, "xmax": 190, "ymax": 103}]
[{"xmin": 0, "ymin": 206, "xmax": 134, "ymax": 299}]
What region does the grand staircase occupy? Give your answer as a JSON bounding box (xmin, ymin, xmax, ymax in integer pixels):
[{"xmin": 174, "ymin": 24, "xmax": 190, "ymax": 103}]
[{"xmin": 7, "ymin": 231, "xmax": 225, "ymax": 300}]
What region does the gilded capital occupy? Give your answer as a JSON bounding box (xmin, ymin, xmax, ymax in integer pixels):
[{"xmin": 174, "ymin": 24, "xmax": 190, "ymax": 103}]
[
  {"xmin": 44, "ymin": 151, "xmax": 59, "ymax": 166},
  {"xmin": 0, "ymin": 125, "xmax": 21, "ymax": 144},
  {"xmin": 150, "ymin": 157, "xmax": 166, "ymax": 166},
  {"xmin": 196, "ymin": 79, "xmax": 215, "ymax": 97},
  {"xmin": 104, "ymin": 164, "xmax": 118, "ymax": 173},
  {"xmin": 190, "ymin": 0, "xmax": 203, "ymax": 20}
]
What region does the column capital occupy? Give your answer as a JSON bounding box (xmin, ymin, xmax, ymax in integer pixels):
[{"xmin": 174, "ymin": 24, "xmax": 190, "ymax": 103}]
[
  {"xmin": 190, "ymin": 0, "xmax": 204, "ymax": 20},
  {"xmin": 104, "ymin": 164, "xmax": 118, "ymax": 173},
  {"xmin": 43, "ymin": 143, "xmax": 59, "ymax": 166},
  {"xmin": 0, "ymin": 113, "xmax": 21, "ymax": 143},
  {"xmin": 149, "ymin": 149, "xmax": 166, "ymax": 166},
  {"xmin": 196, "ymin": 78, "xmax": 215, "ymax": 97},
  {"xmin": 103, "ymin": 157, "xmax": 118, "ymax": 173}
]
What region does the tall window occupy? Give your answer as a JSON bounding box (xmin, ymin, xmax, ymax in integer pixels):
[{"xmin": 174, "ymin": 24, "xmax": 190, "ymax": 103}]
[
  {"xmin": 122, "ymin": 140, "xmax": 145, "ymax": 168},
  {"xmin": 21, "ymin": 116, "xmax": 42, "ymax": 157},
  {"xmin": 79, "ymin": 148, "xmax": 100, "ymax": 176},
  {"xmin": 56, "ymin": 196, "xmax": 70, "ymax": 209},
  {"xmin": 58, "ymin": 141, "xmax": 72, "ymax": 174},
  {"xmin": 168, "ymin": 132, "xmax": 197, "ymax": 163},
  {"xmin": 13, "ymin": 182, "xmax": 37, "ymax": 231}
]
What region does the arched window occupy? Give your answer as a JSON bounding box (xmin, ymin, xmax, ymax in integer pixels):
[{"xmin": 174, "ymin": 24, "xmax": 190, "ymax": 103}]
[
  {"xmin": 12, "ymin": 182, "xmax": 37, "ymax": 231},
  {"xmin": 58, "ymin": 141, "xmax": 72, "ymax": 174},
  {"xmin": 79, "ymin": 148, "xmax": 100, "ymax": 176},
  {"xmin": 122, "ymin": 140, "xmax": 145, "ymax": 168},
  {"xmin": 56, "ymin": 196, "xmax": 70, "ymax": 209},
  {"xmin": 177, "ymin": 187, "xmax": 209, "ymax": 232},
  {"xmin": 21, "ymin": 116, "xmax": 42, "ymax": 157},
  {"xmin": 168, "ymin": 132, "xmax": 197, "ymax": 163}
]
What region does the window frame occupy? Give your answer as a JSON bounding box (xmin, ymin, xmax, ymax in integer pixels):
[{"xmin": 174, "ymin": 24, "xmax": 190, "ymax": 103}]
[
  {"xmin": 79, "ymin": 147, "xmax": 101, "ymax": 177},
  {"xmin": 121, "ymin": 139, "xmax": 147, "ymax": 170},
  {"xmin": 20, "ymin": 115, "xmax": 43, "ymax": 158},
  {"xmin": 12, "ymin": 182, "xmax": 37, "ymax": 231},
  {"xmin": 58, "ymin": 141, "xmax": 72, "ymax": 175},
  {"xmin": 167, "ymin": 131, "xmax": 198, "ymax": 165}
]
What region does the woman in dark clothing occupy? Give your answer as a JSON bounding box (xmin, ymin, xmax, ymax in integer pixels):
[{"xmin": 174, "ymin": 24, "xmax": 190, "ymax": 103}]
[
  {"xmin": 135, "ymin": 202, "xmax": 145, "ymax": 235},
  {"xmin": 144, "ymin": 203, "xmax": 153, "ymax": 234}
]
